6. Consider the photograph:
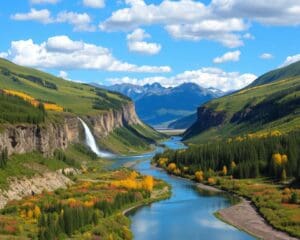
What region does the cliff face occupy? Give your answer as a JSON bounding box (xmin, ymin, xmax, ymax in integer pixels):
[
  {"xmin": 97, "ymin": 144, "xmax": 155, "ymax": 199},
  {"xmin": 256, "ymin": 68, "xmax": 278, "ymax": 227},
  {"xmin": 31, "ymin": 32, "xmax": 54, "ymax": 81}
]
[
  {"xmin": 88, "ymin": 102, "xmax": 142, "ymax": 138},
  {"xmin": 0, "ymin": 102, "xmax": 142, "ymax": 156},
  {"xmin": 0, "ymin": 116, "xmax": 80, "ymax": 156},
  {"xmin": 183, "ymin": 106, "xmax": 226, "ymax": 139}
]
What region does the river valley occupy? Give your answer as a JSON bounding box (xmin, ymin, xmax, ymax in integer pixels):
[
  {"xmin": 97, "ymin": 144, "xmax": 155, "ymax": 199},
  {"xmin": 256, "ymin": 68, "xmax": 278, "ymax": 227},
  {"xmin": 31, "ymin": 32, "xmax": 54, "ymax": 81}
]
[{"xmin": 110, "ymin": 137, "xmax": 255, "ymax": 240}]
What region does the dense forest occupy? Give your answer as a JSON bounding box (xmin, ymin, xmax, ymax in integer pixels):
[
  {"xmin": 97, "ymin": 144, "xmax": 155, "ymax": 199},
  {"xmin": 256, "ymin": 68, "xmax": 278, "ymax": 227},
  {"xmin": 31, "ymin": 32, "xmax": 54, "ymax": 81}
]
[
  {"xmin": 0, "ymin": 92, "xmax": 46, "ymax": 124},
  {"xmin": 154, "ymin": 131, "xmax": 300, "ymax": 181},
  {"xmin": 37, "ymin": 190, "xmax": 149, "ymax": 240}
]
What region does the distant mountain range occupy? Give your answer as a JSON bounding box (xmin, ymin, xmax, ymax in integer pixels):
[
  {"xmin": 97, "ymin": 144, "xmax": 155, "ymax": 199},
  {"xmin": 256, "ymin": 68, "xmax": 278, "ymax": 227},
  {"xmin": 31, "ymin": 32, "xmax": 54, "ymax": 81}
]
[{"xmin": 94, "ymin": 82, "xmax": 224, "ymax": 128}]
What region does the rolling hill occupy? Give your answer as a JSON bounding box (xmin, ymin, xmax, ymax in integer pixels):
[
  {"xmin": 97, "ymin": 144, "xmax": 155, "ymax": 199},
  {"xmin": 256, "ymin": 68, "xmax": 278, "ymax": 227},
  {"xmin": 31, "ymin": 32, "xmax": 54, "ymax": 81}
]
[
  {"xmin": 184, "ymin": 61, "xmax": 300, "ymax": 143},
  {"xmin": 0, "ymin": 58, "xmax": 163, "ymax": 154}
]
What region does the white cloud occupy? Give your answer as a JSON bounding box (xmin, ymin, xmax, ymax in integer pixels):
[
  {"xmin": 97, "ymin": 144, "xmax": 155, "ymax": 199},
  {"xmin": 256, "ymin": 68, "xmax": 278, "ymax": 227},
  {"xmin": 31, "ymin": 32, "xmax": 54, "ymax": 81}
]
[
  {"xmin": 100, "ymin": 0, "xmax": 248, "ymax": 48},
  {"xmin": 58, "ymin": 70, "xmax": 68, "ymax": 79},
  {"xmin": 281, "ymin": 53, "xmax": 300, "ymax": 67},
  {"xmin": 107, "ymin": 67, "xmax": 257, "ymax": 92},
  {"xmin": 211, "ymin": 0, "xmax": 300, "ymax": 26},
  {"xmin": 127, "ymin": 28, "xmax": 161, "ymax": 55},
  {"xmin": 56, "ymin": 11, "xmax": 96, "ymax": 32},
  {"xmin": 30, "ymin": 0, "xmax": 59, "ymax": 4},
  {"xmin": 260, "ymin": 53, "xmax": 273, "ymax": 59},
  {"xmin": 83, "ymin": 0, "xmax": 105, "ymax": 8},
  {"xmin": 1, "ymin": 36, "xmax": 171, "ymax": 73},
  {"xmin": 213, "ymin": 50, "xmax": 241, "ymax": 64},
  {"xmin": 100, "ymin": 0, "xmax": 300, "ymax": 47},
  {"xmin": 11, "ymin": 8, "xmax": 52, "ymax": 24},
  {"xmin": 11, "ymin": 9, "xmax": 95, "ymax": 32}
]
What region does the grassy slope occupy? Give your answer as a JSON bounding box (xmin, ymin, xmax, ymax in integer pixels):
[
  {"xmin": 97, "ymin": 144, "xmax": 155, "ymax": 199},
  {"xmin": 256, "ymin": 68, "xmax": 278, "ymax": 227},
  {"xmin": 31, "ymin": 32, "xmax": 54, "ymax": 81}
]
[
  {"xmin": 186, "ymin": 66, "xmax": 300, "ymax": 143},
  {"xmin": 0, "ymin": 58, "xmax": 128, "ymax": 115},
  {"xmin": 0, "ymin": 58, "xmax": 164, "ymax": 152}
]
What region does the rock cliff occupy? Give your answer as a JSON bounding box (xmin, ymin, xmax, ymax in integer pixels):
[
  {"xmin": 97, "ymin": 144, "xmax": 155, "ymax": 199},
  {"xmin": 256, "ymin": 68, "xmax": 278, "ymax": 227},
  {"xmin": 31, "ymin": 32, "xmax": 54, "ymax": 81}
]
[
  {"xmin": 87, "ymin": 102, "xmax": 142, "ymax": 138},
  {"xmin": 183, "ymin": 106, "xmax": 226, "ymax": 140},
  {"xmin": 0, "ymin": 102, "xmax": 142, "ymax": 156}
]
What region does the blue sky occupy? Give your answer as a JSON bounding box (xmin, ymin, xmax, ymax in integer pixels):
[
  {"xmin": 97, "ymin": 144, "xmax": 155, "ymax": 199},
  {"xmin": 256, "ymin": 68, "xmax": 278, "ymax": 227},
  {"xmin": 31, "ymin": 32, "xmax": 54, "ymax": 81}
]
[{"xmin": 0, "ymin": 0, "xmax": 300, "ymax": 91}]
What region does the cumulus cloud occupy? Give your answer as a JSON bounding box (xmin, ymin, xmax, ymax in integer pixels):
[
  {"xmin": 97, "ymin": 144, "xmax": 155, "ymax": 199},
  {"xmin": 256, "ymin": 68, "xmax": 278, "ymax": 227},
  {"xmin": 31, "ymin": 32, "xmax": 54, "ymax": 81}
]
[
  {"xmin": 56, "ymin": 11, "xmax": 96, "ymax": 32},
  {"xmin": 11, "ymin": 9, "xmax": 95, "ymax": 32},
  {"xmin": 30, "ymin": 0, "xmax": 59, "ymax": 4},
  {"xmin": 107, "ymin": 67, "xmax": 257, "ymax": 92},
  {"xmin": 0, "ymin": 36, "xmax": 171, "ymax": 73},
  {"xmin": 100, "ymin": 0, "xmax": 248, "ymax": 48},
  {"xmin": 211, "ymin": 0, "xmax": 300, "ymax": 26},
  {"xmin": 260, "ymin": 53, "xmax": 273, "ymax": 59},
  {"xmin": 83, "ymin": 0, "xmax": 105, "ymax": 8},
  {"xmin": 127, "ymin": 28, "xmax": 161, "ymax": 55},
  {"xmin": 213, "ymin": 50, "xmax": 241, "ymax": 63},
  {"xmin": 281, "ymin": 53, "xmax": 300, "ymax": 67},
  {"xmin": 11, "ymin": 8, "xmax": 52, "ymax": 24},
  {"xmin": 100, "ymin": 0, "xmax": 300, "ymax": 47}
]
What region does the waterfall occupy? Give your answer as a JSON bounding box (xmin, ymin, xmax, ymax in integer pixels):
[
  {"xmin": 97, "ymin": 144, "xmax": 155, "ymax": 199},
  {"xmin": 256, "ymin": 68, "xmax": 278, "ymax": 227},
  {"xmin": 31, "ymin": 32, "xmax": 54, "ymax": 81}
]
[{"xmin": 78, "ymin": 118, "xmax": 113, "ymax": 158}]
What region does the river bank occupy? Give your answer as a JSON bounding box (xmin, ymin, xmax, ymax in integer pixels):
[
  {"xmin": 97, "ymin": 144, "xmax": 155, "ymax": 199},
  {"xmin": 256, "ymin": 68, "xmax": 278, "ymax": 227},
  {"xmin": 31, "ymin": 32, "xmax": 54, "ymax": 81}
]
[{"xmin": 173, "ymin": 175, "xmax": 300, "ymax": 240}]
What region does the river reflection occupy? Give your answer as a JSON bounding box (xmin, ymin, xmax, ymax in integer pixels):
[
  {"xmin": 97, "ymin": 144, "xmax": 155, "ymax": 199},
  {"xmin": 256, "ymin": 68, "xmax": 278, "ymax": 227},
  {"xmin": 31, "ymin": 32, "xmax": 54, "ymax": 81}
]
[{"xmin": 112, "ymin": 137, "xmax": 254, "ymax": 240}]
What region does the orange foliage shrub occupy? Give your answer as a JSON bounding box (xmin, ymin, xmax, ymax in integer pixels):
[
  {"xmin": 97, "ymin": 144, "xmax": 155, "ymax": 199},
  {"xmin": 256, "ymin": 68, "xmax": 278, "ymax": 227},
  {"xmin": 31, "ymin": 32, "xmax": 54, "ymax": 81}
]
[{"xmin": 207, "ymin": 177, "xmax": 216, "ymax": 185}]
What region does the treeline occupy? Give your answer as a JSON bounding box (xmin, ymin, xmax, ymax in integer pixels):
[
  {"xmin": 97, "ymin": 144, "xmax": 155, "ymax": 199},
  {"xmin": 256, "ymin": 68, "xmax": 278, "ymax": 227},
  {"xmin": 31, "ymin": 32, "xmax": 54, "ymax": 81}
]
[
  {"xmin": 154, "ymin": 131, "xmax": 300, "ymax": 180},
  {"xmin": 0, "ymin": 92, "xmax": 46, "ymax": 124},
  {"xmin": 53, "ymin": 149, "xmax": 80, "ymax": 168},
  {"xmin": 38, "ymin": 191, "xmax": 148, "ymax": 239},
  {"xmin": 1, "ymin": 67, "xmax": 58, "ymax": 90},
  {"xmin": 0, "ymin": 148, "xmax": 8, "ymax": 168},
  {"xmin": 93, "ymin": 89, "xmax": 126, "ymax": 111}
]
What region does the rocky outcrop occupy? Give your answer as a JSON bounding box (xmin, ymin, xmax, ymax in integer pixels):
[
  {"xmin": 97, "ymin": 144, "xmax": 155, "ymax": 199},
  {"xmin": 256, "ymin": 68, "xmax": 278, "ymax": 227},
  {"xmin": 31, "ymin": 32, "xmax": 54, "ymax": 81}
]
[
  {"xmin": 0, "ymin": 102, "xmax": 143, "ymax": 156},
  {"xmin": 0, "ymin": 170, "xmax": 75, "ymax": 209},
  {"xmin": 183, "ymin": 106, "xmax": 226, "ymax": 139},
  {"xmin": 87, "ymin": 102, "xmax": 142, "ymax": 138},
  {"xmin": 0, "ymin": 116, "xmax": 80, "ymax": 156}
]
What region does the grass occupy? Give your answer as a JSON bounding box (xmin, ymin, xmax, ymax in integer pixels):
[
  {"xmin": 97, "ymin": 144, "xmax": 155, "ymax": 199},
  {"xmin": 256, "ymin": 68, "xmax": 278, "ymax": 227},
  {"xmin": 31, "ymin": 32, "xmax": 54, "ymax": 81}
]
[
  {"xmin": 0, "ymin": 157, "xmax": 170, "ymax": 239},
  {"xmin": 215, "ymin": 177, "xmax": 300, "ymax": 238},
  {"xmin": 186, "ymin": 76, "xmax": 300, "ymax": 143},
  {"xmin": 0, "ymin": 58, "xmax": 129, "ymax": 115},
  {"xmin": 0, "ymin": 152, "xmax": 69, "ymax": 189}
]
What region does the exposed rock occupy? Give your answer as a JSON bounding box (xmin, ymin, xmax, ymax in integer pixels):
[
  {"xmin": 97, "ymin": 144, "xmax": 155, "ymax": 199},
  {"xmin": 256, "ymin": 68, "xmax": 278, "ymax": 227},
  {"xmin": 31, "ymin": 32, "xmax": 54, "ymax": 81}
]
[
  {"xmin": 0, "ymin": 116, "xmax": 79, "ymax": 157},
  {"xmin": 183, "ymin": 106, "xmax": 226, "ymax": 139},
  {"xmin": 88, "ymin": 102, "xmax": 142, "ymax": 138},
  {"xmin": 0, "ymin": 102, "xmax": 142, "ymax": 156},
  {"xmin": 0, "ymin": 170, "xmax": 74, "ymax": 209}
]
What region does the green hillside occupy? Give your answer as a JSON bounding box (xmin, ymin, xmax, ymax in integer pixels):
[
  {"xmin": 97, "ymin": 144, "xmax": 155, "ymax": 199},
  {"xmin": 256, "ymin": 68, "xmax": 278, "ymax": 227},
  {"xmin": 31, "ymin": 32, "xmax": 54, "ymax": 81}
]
[
  {"xmin": 0, "ymin": 58, "xmax": 163, "ymax": 153},
  {"xmin": 249, "ymin": 60, "xmax": 300, "ymax": 87},
  {"xmin": 0, "ymin": 58, "xmax": 130, "ymax": 116},
  {"xmin": 184, "ymin": 62, "xmax": 300, "ymax": 143}
]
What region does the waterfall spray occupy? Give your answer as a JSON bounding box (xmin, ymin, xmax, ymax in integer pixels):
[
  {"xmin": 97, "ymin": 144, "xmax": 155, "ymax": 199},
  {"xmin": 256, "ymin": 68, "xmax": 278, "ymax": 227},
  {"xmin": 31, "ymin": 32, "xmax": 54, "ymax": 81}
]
[{"xmin": 78, "ymin": 118, "xmax": 113, "ymax": 158}]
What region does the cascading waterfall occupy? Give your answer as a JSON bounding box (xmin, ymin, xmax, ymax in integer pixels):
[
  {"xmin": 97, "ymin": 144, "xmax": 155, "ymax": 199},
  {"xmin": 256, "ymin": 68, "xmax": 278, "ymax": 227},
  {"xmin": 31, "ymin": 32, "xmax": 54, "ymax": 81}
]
[{"xmin": 78, "ymin": 118, "xmax": 114, "ymax": 158}]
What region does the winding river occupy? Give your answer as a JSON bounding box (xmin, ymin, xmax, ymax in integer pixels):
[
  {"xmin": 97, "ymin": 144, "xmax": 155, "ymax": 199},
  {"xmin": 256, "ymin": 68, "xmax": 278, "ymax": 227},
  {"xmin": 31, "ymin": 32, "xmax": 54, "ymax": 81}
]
[{"xmin": 111, "ymin": 137, "xmax": 255, "ymax": 240}]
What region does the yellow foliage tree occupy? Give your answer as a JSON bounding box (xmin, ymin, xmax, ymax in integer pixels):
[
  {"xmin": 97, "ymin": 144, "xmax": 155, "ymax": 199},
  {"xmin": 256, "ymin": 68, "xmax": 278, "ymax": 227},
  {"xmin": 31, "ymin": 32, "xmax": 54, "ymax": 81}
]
[
  {"xmin": 27, "ymin": 209, "xmax": 33, "ymax": 219},
  {"xmin": 129, "ymin": 171, "xmax": 138, "ymax": 180},
  {"xmin": 222, "ymin": 166, "xmax": 228, "ymax": 176},
  {"xmin": 33, "ymin": 206, "xmax": 41, "ymax": 218},
  {"xmin": 195, "ymin": 171, "xmax": 204, "ymax": 182},
  {"xmin": 142, "ymin": 176, "xmax": 154, "ymax": 192},
  {"xmin": 272, "ymin": 153, "xmax": 282, "ymax": 165},
  {"xmin": 231, "ymin": 161, "xmax": 236, "ymax": 169},
  {"xmin": 167, "ymin": 163, "xmax": 176, "ymax": 172},
  {"xmin": 281, "ymin": 154, "xmax": 288, "ymax": 165}
]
